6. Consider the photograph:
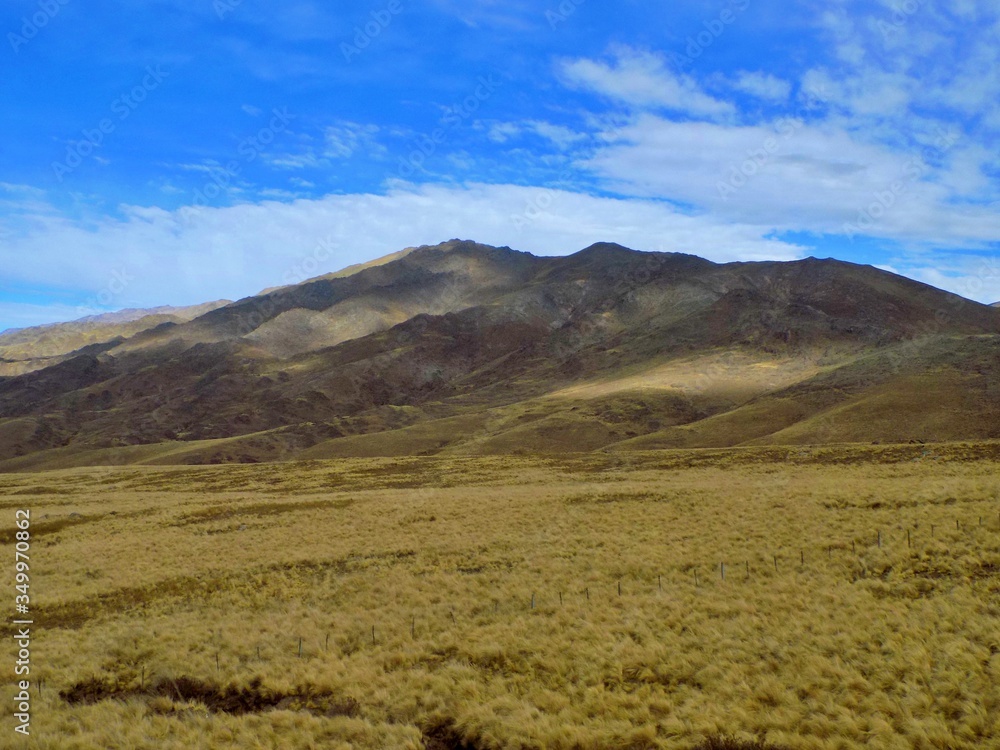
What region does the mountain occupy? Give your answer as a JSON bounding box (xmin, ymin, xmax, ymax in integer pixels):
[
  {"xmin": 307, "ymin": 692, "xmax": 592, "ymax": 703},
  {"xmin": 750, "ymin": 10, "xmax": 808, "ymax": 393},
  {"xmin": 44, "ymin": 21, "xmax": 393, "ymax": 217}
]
[
  {"xmin": 0, "ymin": 301, "xmax": 231, "ymax": 378},
  {"xmin": 1, "ymin": 240, "xmax": 998, "ymax": 470}
]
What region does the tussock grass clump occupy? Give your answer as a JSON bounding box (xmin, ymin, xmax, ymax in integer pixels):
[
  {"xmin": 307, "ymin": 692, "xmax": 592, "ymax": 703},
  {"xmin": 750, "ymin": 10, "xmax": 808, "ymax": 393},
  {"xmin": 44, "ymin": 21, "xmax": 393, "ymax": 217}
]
[
  {"xmin": 694, "ymin": 735, "xmax": 789, "ymax": 750},
  {"xmin": 563, "ymin": 490, "xmax": 661, "ymax": 505}
]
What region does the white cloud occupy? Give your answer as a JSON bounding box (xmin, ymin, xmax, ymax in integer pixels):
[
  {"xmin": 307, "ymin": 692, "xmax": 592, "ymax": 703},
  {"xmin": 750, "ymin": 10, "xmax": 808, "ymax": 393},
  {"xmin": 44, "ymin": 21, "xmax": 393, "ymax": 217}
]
[
  {"xmin": 549, "ymin": 3, "xmax": 999, "ymax": 254},
  {"xmin": 266, "ymin": 152, "xmax": 324, "ymax": 170},
  {"xmin": 487, "ymin": 122, "xmax": 521, "ymax": 143},
  {"xmin": 811, "ymin": 1, "xmax": 1000, "ymax": 130},
  {"xmin": 323, "ymin": 122, "xmax": 382, "ymax": 159},
  {"xmin": 801, "ymin": 67, "xmax": 912, "ymax": 119},
  {"xmin": 580, "ymin": 114, "xmax": 1000, "ymax": 248},
  {"xmin": 486, "ymin": 120, "xmax": 587, "ymax": 149},
  {"xmin": 729, "ymin": 71, "xmax": 791, "ymax": 102},
  {"xmin": 527, "ymin": 121, "xmax": 588, "ymax": 148},
  {"xmin": 176, "ymin": 162, "xmax": 228, "ymax": 174},
  {"xmin": 266, "ymin": 121, "xmax": 384, "ymax": 170},
  {"xmin": 0, "ymin": 184, "xmax": 55, "ymax": 235},
  {"xmin": 0, "ymin": 183, "xmax": 806, "ymax": 325},
  {"xmin": 559, "ymin": 47, "xmax": 734, "ymax": 119},
  {"xmin": 901, "ymin": 255, "xmax": 1000, "ymax": 306},
  {"xmin": 446, "ymin": 151, "xmax": 476, "ymax": 171},
  {"xmin": 0, "ymin": 183, "xmax": 45, "ymax": 197},
  {"xmin": 937, "ymin": 145, "xmax": 995, "ymax": 197},
  {"xmin": 429, "ymin": 0, "xmax": 538, "ymax": 30}
]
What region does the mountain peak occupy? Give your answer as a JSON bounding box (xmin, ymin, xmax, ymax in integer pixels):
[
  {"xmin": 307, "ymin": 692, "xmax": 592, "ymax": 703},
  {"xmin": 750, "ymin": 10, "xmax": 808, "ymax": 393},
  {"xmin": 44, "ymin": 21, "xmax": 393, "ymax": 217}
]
[
  {"xmin": 438, "ymin": 238, "xmax": 492, "ymax": 252},
  {"xmin": 412, "ymin": 239, "xmax": 519, "ymax": 256},
  {"xmin": 575, "ymin": 241, "xmax": 637, "ymax": 256}
]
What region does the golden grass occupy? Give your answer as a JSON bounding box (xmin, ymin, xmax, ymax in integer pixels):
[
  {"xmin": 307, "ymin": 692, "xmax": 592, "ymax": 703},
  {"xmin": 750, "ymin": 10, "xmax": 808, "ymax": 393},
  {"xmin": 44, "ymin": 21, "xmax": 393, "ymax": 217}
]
[
  {"xmin": 2, "ymin": 444, "xmax": 999, "ymax": 748},
  {"xmin": 547, "ymin": 349, "xmax": 832, "ymax": 402}
]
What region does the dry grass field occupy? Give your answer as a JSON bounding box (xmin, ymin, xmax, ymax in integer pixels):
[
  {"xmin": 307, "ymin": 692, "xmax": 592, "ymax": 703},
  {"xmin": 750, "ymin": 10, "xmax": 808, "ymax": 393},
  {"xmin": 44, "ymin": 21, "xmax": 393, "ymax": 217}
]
[{"xmin": 2, "ymin": 442, "xmax": 999, "ymax": 749}]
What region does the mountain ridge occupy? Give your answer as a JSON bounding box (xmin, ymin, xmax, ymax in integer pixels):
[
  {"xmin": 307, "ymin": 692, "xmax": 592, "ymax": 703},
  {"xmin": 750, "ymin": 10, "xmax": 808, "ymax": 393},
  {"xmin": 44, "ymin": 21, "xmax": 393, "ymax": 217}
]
[
  {"xmin": 1, "ymin": 240, "xmax": 997, "ymax": 469},
  {"xmin": 0, "ymin": 300, "xmax": 232, "ymax": 377}
]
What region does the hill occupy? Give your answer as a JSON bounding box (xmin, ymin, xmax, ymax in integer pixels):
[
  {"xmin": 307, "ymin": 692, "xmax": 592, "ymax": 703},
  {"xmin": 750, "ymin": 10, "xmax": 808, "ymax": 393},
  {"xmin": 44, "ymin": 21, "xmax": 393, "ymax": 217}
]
[
  {"xmin": 0, "ymin": 301, "xmax": 231, "ymax": 377},
  {"xmin": 1, "ymin": 240, "xmax": 998, "ymax": 469}
]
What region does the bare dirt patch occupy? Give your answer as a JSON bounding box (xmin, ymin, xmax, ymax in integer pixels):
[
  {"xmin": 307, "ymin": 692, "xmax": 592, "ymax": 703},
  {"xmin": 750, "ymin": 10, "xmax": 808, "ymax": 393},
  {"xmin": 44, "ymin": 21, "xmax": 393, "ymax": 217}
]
[
  {"xmin": 0, "ymin": 514, "xmax": 97, "ymax": 544},
  {"xmin": 61, "ymin": 675, "xmax": 360, "ymax": 717},
  {"xmin": 172, "ymin": 497, "xmax": 354, "ymax": 526}
]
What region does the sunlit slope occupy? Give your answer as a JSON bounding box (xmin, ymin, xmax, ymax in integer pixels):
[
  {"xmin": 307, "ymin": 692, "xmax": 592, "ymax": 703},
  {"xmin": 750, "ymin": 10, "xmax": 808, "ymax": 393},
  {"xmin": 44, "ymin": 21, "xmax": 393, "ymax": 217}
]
[
  {"xmin": 610, "ymin": 334, "xmax": 1000, "ymax": 450},
  {"xmin": 0, "ymin": 301, "xmax": 230, "ymax": 376}
]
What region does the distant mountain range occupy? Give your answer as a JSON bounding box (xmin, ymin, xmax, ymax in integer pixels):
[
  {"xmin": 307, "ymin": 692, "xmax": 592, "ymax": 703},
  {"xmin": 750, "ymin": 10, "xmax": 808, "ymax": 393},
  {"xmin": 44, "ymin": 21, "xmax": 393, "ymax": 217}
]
[
  {"xmin": 1, "ymin": 240, "xmax": 998, "ymax": 470},
  {"xmin": 0, "ymin": 302, "xmax": 231, "ymax": 377}
]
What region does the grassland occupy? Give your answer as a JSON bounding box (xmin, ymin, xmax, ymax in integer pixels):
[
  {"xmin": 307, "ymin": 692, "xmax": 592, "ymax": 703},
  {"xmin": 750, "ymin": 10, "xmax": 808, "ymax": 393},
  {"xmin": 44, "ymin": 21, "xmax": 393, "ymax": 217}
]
[{"xmin": 2, "ymin": 442, "xmax": 999, "ymax": 749}]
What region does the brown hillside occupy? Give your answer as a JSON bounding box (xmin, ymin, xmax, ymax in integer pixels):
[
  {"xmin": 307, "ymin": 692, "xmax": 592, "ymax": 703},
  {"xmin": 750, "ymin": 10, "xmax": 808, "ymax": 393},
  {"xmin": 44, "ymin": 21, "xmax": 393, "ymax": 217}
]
[{"xmin": 1, "ymin": 241, "xmax": 998, "ymax": 469}]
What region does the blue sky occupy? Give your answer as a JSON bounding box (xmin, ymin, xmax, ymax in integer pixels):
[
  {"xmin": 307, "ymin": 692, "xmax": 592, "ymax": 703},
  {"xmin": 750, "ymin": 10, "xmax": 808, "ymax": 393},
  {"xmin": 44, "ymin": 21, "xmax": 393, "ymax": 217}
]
[{"xmin": 1, "ymin": 0, "xmax": 999, "ymax": 332}]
